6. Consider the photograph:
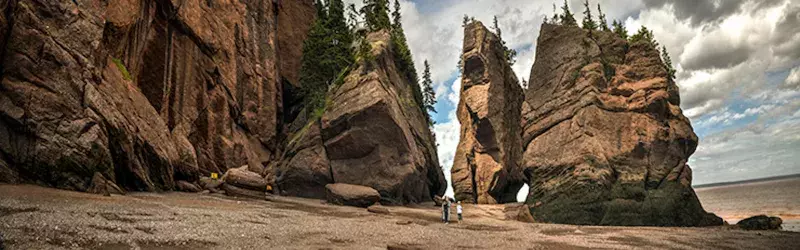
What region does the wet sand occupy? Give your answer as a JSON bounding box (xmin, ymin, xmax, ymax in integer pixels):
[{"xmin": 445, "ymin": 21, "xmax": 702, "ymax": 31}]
[
  {"xmin": 1, "ymin": 184, "xmax": 798, "ymax": 249},
  {"xmin": 696, "ymin": 177, "xmax": 800, "ymax": 232}
]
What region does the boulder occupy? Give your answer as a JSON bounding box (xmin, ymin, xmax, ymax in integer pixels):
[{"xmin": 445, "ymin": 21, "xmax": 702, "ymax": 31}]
[
  {"xmin": 87, "ymin": 173, "xmax": 125, "ymax": 196},
  {"xmin": 367, "ymin": 204, "xmax": 391, "ymax": 215},
  {"xmin": 325, "ymin": 183, "xmax": 381, "ymax": 208},
  {"xmin": 521, "ymin": 24, "xmax": 721, "ymax": 226},
  {"xmin": 0, "ymin": 0, "xmax": 315, "ymax": 192},
  {"xmin": 737, "ymin": 215, "xmax": 783, "ymax": 230},
  {"xmin": 176, "ymin": 181, "xmax": 202, "ymax": 193},
  {"xmin": 452, "ymin": 21, "xmax": 525, "ymax": 204},
  {"xmin": 223, "ymin": 167, "xmax": 268, "ymax": 191}
]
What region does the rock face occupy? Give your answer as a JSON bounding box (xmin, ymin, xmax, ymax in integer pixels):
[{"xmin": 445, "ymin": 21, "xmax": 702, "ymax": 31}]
[
  {"xmin": 737, "ymin": 215, "xmax": 783, "ymax": 230},
  {"xmin": 0, "ymin": 0, "xmax": 315, "ymax": 192},
  {"xmin": 451, "ymin": 22, "xmax": 524, "ymax": 204},
  {"xmin": 522, "ymin": 24, "xmax": 722, "ymax": 226},
  {"xmin": 325, "ymin": 183, "xmax": 381, "ymax": 208},
  {"xmin": 275, "ymin": 31, "xmax": 447, "ymax": 204}
]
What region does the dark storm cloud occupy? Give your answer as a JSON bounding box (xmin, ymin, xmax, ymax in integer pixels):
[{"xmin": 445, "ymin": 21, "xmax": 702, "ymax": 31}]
[
  {"xmin": 681, "ymin": 43, "xmax": 753, "ymax": 71},
  {"xmin": 643, "ymin": 0, "xmax": 783, "ymax": 26}
]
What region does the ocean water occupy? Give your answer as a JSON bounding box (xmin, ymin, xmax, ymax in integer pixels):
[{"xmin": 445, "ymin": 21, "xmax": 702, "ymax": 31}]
[{"xmin": 695, "ymin": 177, "xmax": 800, "ymax": 232}]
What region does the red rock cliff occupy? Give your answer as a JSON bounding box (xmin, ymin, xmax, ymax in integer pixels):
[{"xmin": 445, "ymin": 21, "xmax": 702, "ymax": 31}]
[{"xmin": 0, "ymin": 0, "xmax": 315, "ymax": 191}]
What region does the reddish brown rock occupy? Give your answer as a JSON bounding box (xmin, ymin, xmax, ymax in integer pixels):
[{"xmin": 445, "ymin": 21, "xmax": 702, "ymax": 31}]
[
  {"xmin": 87, "ymin": 172, "xmax": 125, "ymax": 196},
  {"xmin": 0, "ymin": 0, "xmax": 315, "ymax": 192},
  {"xmin": 521, "ymin": 24, "xmax": 721, "ymax": 226},
  {"xmin": 276, "ymin": 30, "xmax": 446, "ymax": 205},
  {"xmin": 319, "ymin": 31, "xmax": 446, "ymax": 205},
  {"xmin": 451, "ymin": 21, "xmax": 524, "ymax": 204},
  {"xmin": 223, "ymin": 166, "xmax": 268, "ymax": 192},
  {"xmin": 325, "ymin": 183, "xmax": 381, "ymax": 208},
  {"xmin": 175, "ymin": 180, "xmax": 201, "ymax": 193}
]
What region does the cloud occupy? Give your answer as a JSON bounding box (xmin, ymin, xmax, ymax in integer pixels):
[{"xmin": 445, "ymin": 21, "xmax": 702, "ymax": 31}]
[
  {"xmin": 642, "ymin": 0, "xmax": 784, "ymax": 26},
  {"xmin": 785, "ymin": 66, "xmax": 800, "ymax": 89}
]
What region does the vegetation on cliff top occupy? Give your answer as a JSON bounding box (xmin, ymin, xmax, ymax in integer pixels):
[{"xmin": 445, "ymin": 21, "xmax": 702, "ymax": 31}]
[{"xmin": 299, "ymin": 0, "xmax": 435, "ymax": 125}]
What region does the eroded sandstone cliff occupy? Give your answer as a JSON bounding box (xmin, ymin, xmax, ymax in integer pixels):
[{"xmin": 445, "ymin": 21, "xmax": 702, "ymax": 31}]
[
  {"xmin": 0, "ymin": 0, "xmax": 315, "ymax": 191},
  {"xmin": 451, "ymin": 21, "xmax": 524, "ymax": 204},
  {"xmin": 521, "ymin": 24, "xmax": 722, "ymax": 226},
  {"xmin": 276, "ymin": 31, "xmax": 447, "ymax": 204}
]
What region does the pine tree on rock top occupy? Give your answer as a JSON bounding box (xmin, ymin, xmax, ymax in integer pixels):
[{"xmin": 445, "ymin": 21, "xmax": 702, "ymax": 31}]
[
  {"xmin": 582, "ymin": 0, "xmax": 597, "ymax": 31},
  {"xmin": 560, "ymin": 0, "xmax": 577, "ymax": 26},
  {"xmin": 612, "ymin": 20, "xmax": 628, "ymax": 40},
  {"xmin": 597, "ymin": 4, "xmax": 609, "ymax": 32},
  {"xmin": 422, "ymin": 60, "xmax": 437, "ymax": 118}
]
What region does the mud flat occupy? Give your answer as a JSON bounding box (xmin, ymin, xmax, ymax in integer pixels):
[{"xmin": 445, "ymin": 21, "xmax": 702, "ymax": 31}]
[
  {"xmin": 696, "ymin": 176, "xmax": 800, "ymax": 232},
  {"xmin": 1, "ymin": 184, "xmax": 798, "ymax": 249}
]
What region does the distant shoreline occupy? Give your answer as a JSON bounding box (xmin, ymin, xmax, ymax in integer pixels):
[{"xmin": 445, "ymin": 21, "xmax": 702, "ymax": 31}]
[{"xmin": 694, "ymin": 173, "xmax": 800, "ymax": 189}]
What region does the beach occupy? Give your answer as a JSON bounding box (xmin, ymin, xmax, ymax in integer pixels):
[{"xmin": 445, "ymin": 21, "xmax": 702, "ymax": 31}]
[{"xmin": 1, "ymin": 184, "xmax": 798, "ymax": 249}]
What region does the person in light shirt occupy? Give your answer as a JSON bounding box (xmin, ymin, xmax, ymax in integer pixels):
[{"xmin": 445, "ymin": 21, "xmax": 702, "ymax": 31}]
[{"xmin": 456, "ymin": 201, "xmax": 463, "ymax": 224}]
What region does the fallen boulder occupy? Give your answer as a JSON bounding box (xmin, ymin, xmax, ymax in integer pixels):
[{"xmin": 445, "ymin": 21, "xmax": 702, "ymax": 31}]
[
  {"xmin": 199, "ymin": 177, "xmax": 223, "ymax": 191},
  {"xmin": 223, "ymin": 167, "xmax": 268, "ymax": 192},
  {"xmin": 737, "ymin": 215, "xmax": 783, "ymax": 230},
  {"xmin": 367, "ymin": 205, "xmax": 391, "ymax": 215},
  {"xmin": 325, "ymin": 183, "xmax": 381, "ymax": 208}
]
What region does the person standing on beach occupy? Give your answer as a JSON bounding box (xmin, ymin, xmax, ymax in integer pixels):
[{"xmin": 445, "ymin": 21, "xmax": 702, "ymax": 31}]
[
  {"xmin": 457, "ymin": 201, "xmax": 463, "ymax": 224},
  {"xmin": 441, "ymin": 198, "xmax": 447, "ymax": 223},
  {"xmin": 444, "ymin": 197, "xmax": 451, "ymax": 224}
]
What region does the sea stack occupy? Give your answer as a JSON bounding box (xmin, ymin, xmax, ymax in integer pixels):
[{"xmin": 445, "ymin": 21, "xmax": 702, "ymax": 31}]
[
  {"xmin": 451, "ymin": 21, "xmax": 525, "ymax": 204},
  {"xmin": 521, "ymin": 23, "xmax": 722, "ymax": 226}
]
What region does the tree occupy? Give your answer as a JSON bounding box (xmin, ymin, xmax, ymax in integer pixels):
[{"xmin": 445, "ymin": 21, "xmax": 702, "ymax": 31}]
[
  {"xmin": 492, "ymin": 15, "xmax": 518, "ymax": 66},
  {"xmin": 551, "ymin": 4, "xmax": 560, "ymax": 24},
  {"xmin": 661, "ymin": 46, "xmax": 676, "ymax": 82},
  {"xmin": 299, "ymin": 0, "xmax": 355, "ymax": 111},
  {"xmin": 560, "ymin": 0, "xmax": 577, "ymax": 26},
  {"xmin": 361, "ymin": 0, "xmax": 391, "ymax": 31},
  {"xmin": 392, "ymin": 0, "xmax": 402, "ymax": 30},
  {"xmin": 521, "ymin": 78, "xmax": 529, "ymax": 89},
  {"xmin": 422, "ymin": 60, "xmax": 437, "ymax": 115},
  {"xmin": 612, "ymin": 20, "xmax": 628, "ymax": 39},
  {"xmin": 347, "ymin": 4, "xmax": 359, "ymax": 30},
  {"xmin": 597, "ymin": 4, "xmax": 609, "ymax": 32},
  {"xmin": 581, "ymin": 0, "xmax": 597, "ymax": 31},
  {"xmin": 630, "ymin": 25, "xmax": 658, "ymax": 48},
  {"xmin": 463, "ymin": 14, "xmax": 470, "ymax": 27},
  {"xmin": 326, "ymin": 0, "xmax": 354, "ymax": 72}
]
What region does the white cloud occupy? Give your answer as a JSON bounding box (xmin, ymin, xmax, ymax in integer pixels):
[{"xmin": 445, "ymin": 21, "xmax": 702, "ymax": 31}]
[
  {"xmin": 434, "ymin": 111, "xmax": 460, "ymax": 198},
  {"xmin": 785, "ymin": 66, "xmax": 800, "ymax": 89}
]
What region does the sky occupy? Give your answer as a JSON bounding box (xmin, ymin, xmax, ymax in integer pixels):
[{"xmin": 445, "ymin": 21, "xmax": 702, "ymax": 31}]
[{"xmin": 345, "ymin": 0, "xmax": 800, "ymax": 200}]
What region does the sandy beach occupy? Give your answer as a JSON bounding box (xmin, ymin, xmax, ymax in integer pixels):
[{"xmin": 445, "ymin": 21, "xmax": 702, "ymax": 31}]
[{"xmin": 1, "ymin": 184, "xmax": 798, "ymax": 249}]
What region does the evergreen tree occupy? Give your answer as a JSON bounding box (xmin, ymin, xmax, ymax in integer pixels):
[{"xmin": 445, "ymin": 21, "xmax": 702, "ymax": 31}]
[
  {"xmin": 551, "ymin": 4, "xmax": 560, "ymax": 24},
  {"xmin": 493, "ymin": 15, "xmax": 517, "ymax": 66},
  {"xmin": 582, "ymin": 0, "xmax": 597, "ymax": 31},
  {"xmin": 597, "ymin": 4, "xmax": 609, "ymax": 32},
  {"xmin": 362, "ymin": 0, "xmax": 391, "ymax": 31},
  {"xmin": 299, "ymin": 0, "xmax": 355, "ymax": 111},
  {"xmin": 560, "ymin": 0, "xmax": 577, "ymax": 26},
  {"xmin": 630, "ymin": 25, "xmax": 658, "ymax": 48},
  {"xmin": 392, "ymin": 0, "xmax": 401, "ymax": 29},
  {"xmin": 326, "ymin": 0, "xmax": 354, "ymax": 72},
  {"xmin": 347, "ymin": 4, "xmax": 359, "ymax": 30},
  {"xmin": 422, "ymin": 60, "xmax": 437, "ymax": 115},
  {"xmin": 612, "ymin": 20, "xmax": 628, "ymax": 39},
  {"xmin": 463, "ymin": 14, "xmax": 470, "ymax": 27},
  {"xmin": 521, "ymin": 78, "xmax": 529, "ymax": 89},
  {"xmin": 661, "ymin": 46, "xmax": 676, "ymax": 82}
]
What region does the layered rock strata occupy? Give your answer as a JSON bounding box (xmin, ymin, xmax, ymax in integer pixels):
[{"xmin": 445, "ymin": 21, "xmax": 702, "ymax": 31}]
[
  {"xmin": 451, "ymin": 21, "xmax": 524, "ymax": 204},
  {"xmin": 521, "ymin": 24, "xmax": 721, "ymax": 226}
]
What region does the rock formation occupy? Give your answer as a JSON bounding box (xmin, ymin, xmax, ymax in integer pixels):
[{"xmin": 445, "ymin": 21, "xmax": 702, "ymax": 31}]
[
  {"xmin": 521, "ymin": 24, "xmax": 722, "ymax": 226},
  {"xmin": 275, "ymin": 31, "xmax": 447, "ymax": 205},
  {"xmin": 451, "ymin": 21, "xmax": 524, "ymax": 204},
  {"xmin": 0, "ymin": 0, "xmax": 315, "ymax": 192}
]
